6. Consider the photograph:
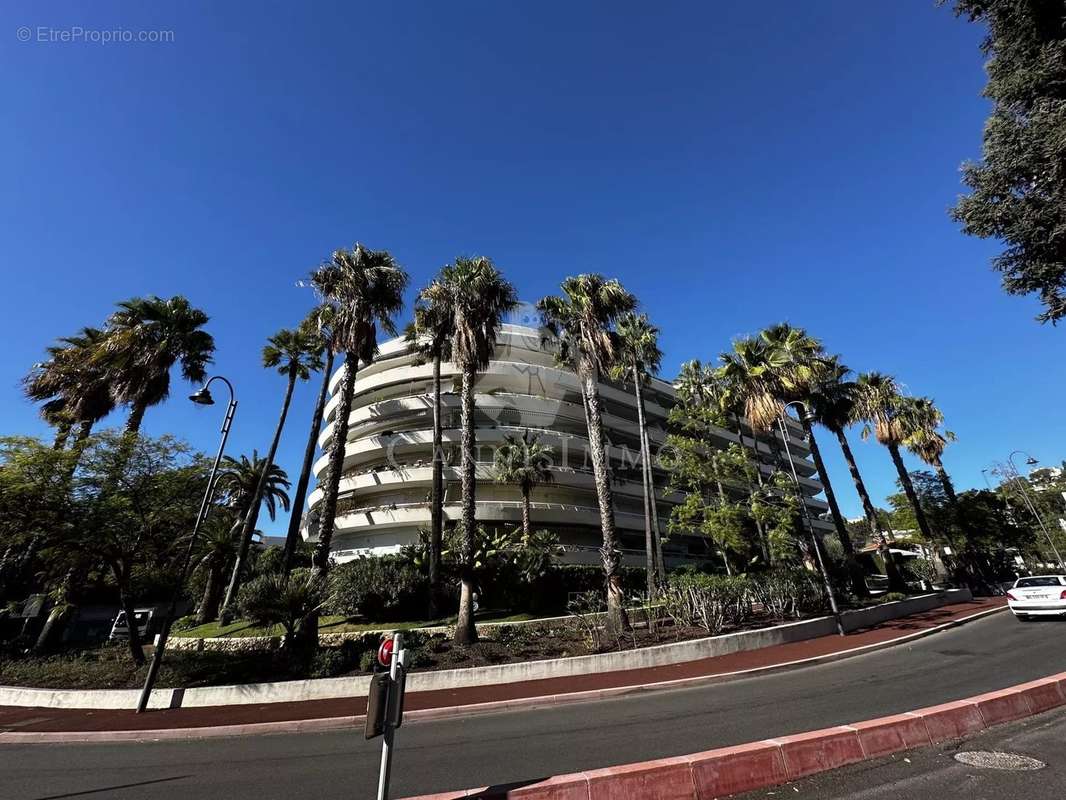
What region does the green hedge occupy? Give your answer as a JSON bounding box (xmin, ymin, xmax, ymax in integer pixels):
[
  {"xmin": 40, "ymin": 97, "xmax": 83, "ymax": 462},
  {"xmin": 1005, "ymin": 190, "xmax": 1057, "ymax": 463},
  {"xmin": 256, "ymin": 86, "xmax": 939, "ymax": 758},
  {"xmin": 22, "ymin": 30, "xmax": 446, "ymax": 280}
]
[{"xmin": 329, "ymin": 556, "xmax": 428, "ymax": 621}]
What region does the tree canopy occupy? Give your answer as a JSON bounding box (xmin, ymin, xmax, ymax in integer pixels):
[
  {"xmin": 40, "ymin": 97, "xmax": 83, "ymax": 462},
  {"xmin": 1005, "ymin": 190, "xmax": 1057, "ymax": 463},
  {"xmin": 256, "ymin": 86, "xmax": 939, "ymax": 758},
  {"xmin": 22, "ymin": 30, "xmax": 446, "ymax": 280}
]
[{"xmin": 948, "ymin": 0, "xmax": 1066, "ymax": 322}]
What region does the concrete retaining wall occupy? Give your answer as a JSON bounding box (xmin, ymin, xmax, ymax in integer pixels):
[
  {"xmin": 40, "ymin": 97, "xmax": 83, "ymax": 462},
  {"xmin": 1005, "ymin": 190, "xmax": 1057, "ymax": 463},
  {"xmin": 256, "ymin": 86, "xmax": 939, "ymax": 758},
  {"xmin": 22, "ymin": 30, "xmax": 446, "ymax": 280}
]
[{"xmin": 0, "ymin": 589, "xmax": 970, "ymax": 710}]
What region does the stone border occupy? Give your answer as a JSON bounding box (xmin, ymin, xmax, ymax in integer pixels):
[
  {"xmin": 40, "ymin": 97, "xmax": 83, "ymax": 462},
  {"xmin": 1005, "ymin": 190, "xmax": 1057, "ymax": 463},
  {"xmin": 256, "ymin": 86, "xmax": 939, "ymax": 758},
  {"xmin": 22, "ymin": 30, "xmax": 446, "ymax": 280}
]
[
  {"xmin": 167, "ymin": 610, "xmax": 602, "ymax": 653},
  {"xmin": 0, "ymin": 590, "xmax": 971, "ymax": 710},
  {"xmin": 401, "ymin": 669, "xmax": 1066, "ymax": 799}
]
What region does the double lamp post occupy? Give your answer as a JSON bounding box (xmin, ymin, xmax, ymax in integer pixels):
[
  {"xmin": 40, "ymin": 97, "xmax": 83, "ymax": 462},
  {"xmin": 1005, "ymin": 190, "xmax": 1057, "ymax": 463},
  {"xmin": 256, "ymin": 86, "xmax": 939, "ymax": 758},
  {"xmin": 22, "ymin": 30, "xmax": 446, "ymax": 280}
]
[{"xmin": 136, "ymin": 376, "xmax": 236, "ymax": 713}]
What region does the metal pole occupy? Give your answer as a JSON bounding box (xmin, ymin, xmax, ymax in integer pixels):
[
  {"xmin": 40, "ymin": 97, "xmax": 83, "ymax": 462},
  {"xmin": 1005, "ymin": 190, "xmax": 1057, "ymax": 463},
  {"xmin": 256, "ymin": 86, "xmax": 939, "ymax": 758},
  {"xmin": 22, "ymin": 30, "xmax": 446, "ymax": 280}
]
[
  {"xmin": 377, "ymin": 632, "xmax": 402, "ymax": 800},
  {"xmin": 136, "ymin": 378, "xmax": 236, "ymax": 713},
  {"xmin": 779, "ymin": 405, "xmax": 845, "ymax": 636},
  {"xmin": 1007, "ymin": 452, "xmax": 1065, "ymax": 569}
]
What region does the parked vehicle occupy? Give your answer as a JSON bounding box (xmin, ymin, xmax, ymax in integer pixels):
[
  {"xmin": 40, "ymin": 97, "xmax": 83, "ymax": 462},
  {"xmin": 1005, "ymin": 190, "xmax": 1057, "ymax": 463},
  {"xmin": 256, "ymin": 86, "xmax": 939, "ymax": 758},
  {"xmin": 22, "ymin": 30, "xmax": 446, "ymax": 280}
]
[
  {"xmin": 1006, "ymin": 576, "xmax": 1066, "ymax": 621},
  {"xmin": 108, "ymin": 608, "xmax": 154, "ymax": 641}
]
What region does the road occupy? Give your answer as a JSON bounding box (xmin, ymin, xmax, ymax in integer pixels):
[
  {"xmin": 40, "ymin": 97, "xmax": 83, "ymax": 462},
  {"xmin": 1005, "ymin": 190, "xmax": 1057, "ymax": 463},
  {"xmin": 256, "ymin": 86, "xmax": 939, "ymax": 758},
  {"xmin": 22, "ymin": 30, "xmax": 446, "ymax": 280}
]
[
  {"xmin": 734, "ymin": 705, "xmax": 1066, "ymax": 800},
  {"xmin": 1, "ymin": 610, "xmax": 1063, "ymax": 799}
]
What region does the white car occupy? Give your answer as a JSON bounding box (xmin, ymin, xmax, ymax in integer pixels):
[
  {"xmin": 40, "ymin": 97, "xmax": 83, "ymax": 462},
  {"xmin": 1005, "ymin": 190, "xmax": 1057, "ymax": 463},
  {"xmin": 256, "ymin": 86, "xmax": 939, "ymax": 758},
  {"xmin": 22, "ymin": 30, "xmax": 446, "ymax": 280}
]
[{"xmin": 1007, "ymin": 575, "xmax": 1066, "ymax": 620}]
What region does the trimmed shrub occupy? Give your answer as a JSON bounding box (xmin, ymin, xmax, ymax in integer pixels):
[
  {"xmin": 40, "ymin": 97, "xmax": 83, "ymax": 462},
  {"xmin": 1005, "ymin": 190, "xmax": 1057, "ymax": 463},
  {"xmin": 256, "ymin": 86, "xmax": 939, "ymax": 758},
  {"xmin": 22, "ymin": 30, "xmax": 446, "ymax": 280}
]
[{"xmin": 329, "ymin": 556, "xmax": 427, "ymax": 621}]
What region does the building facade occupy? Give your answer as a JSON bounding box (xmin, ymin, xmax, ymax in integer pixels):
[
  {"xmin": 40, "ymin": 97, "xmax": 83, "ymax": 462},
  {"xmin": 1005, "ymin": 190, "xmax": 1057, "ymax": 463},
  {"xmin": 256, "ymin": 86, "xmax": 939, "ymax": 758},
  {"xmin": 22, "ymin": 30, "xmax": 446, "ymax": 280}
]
[{"xmin": 305, "ymin": 324, "xmax": 831, "ymax": 566}]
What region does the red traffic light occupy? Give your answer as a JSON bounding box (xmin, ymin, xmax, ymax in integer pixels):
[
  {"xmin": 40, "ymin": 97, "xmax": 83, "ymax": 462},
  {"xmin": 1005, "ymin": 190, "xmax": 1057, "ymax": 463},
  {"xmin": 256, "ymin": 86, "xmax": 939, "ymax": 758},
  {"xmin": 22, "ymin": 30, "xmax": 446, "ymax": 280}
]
[{"xmin": 377, "ymin": 637, "xmax": 395, "ymax": 668}]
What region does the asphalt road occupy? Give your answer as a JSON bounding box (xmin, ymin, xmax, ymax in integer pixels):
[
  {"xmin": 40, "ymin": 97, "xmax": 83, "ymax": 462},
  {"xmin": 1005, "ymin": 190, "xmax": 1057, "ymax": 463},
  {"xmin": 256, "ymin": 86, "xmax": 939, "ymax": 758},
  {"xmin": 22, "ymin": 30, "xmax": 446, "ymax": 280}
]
[
  {"xmin": 734, "ymin": 705, "xmax": 1066, "ymax": 800},
  {"xmin": 1, "ymin": 610, "xmax": 1064, "ymax": 799}
]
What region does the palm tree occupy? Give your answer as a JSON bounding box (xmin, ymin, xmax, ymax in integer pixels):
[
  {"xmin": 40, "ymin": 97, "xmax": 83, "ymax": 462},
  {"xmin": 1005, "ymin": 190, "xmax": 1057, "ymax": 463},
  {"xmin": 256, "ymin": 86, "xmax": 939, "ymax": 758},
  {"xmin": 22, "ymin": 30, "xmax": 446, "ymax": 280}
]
[
  {"xmin": 204, "ymin": 453, "xmax": 290, "ymax": 622},
  {"xmin": 855, "ymin": 372, "xmax": 937, "ymax": 551},
  {"xmin": 24, "ymin": 327, "xmax": 116, "ymax": 461},
  {"xmin": 758, "ymin": 326, "xmax": 867, "ymax": 597},
  {"xmin": 538, "ymin": 274, "xmax": 636, "ymax": 635},
  {"xmin": 406, "ymin": 290, "xmax": 455, "ymax": 617},
  {"xmin": 193, "ymin": 519, "xmax": 238, "ymax": 626},
  {"xmin": 716, "ymin": 333, "xmax": 799, "ymax": 565},
  {"xmin": 807, "ymin": 358, "xmax": 902, "ymax": 593},
  {"xmin": 614, "ymin": 312, "xmax": 666, "ymax": 596},
  {"xmin": 309, "ymin": 246, "xmax": 409, "ymax": 583},
  {"xmin": 900, "ymin": 396, "xmax": 980, "ymax": 582},
  {"xmin": 423, "ymin": 257, "xmax": 517, "ymax": 645},
  {"xmin": 901, "ymin": 397, "xmax": 959, "ymax": 503},
  {"xmin": 218, "ymin": 327, "xmax": 322, "ymax": 623},
  {"xmin": 283, "ymin": 305, "xmax": 337, "ymax": 574},
  {"xmin": 99, "ymin": 296, "xmax": 215, "ymax": 436},
  {"xmin": 493, "ymin": 430, "xmax": 554, "ymax": 537}
]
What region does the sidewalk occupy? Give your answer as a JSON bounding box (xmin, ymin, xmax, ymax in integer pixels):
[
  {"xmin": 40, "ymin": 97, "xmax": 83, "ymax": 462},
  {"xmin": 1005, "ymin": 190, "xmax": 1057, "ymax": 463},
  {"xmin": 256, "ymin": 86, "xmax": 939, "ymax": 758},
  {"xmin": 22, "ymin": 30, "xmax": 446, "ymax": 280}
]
[{"xmin": 0, "ymin": 597, "xmax": 1005, "ymax": 736}]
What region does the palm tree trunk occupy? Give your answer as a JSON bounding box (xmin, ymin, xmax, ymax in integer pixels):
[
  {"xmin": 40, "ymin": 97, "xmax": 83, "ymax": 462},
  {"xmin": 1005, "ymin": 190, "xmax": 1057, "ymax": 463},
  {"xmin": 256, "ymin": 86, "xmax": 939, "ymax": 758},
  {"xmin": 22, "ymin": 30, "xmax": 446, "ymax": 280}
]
[
  {"xmin": 113, "ymin": 564, "xmax": 144, "ymax": 666},
  {"xmin": 196, "ymin": 541, "xmax": 232, "ymax": 625},
  {"xmin": 739, "ymin": 424, "xmax": 773, "ymax": 565},
  {"xmin": 888, "ymin": 442, "xmax": 935, "ymax": 542},
  {"xmin": 219, "ymin": 369, "xmax": 298, "ymax": 624},
  {"xmin": 284, "ymin": 347, "xmax": 335, "ymax": 573},
  {"xmin": 521, "ymin": 484, "xmax": 532, "ymax": 538},
  {"xmin": 579, "ymin": 353, "xmax": 628, "ymax": 635},
  {"xmin": 302, "ymin": 354, "xmax": 359, "ymax": 648},
  {"xmin": 124, "ymin": 399, "xmax": 147, "ymax": 437},
  {"xmin": 428, "ymin": 351, "xmax": 444, "ymax": 618},
  {"xmin": 314, "ymin": 354, "xmax": 359, "ymax": 573},
  {"xmin": 52, "ymin": 421, "xmax": 72, "ymax": 450},
  {"xmin": 631, "ymin": 363, "xmax": 657, "ymax": 601},
  {"xmin": 800, "ymin": 416, "xmax": 867, "ymax": 597},
  {"xmin": 834, "ymin": 428, "xmax": 905, "ymax": 592},
  {"xmin": 934, "ymin": 460, "xmax": 958, "ymax": 505},
  {"xmin": 63, "ymin": 420, "xmax": 94, "ymax": 481},
  {"xmin": 453, "ymin": 364, "xmax": 479, "ymax": 645},
  {"xmin": 196, "ymin": 566, "xmax": 225, "ymax": 626},
  {"xmin": 644, "ymin": 423, "xmax": 666, "ymax": 584},
  {"xmin": 932, "ymin": 458, "xmax": 987, "ymax": 589}
]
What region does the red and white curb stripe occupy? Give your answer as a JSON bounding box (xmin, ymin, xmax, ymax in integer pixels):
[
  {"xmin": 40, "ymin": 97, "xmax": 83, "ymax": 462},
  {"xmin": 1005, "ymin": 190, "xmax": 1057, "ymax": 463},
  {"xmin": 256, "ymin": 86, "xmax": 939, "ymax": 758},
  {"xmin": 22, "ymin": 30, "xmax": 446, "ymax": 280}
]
[{"xmin": 403, "ymin": 671, "xmax": 1066, "ymax": 800}]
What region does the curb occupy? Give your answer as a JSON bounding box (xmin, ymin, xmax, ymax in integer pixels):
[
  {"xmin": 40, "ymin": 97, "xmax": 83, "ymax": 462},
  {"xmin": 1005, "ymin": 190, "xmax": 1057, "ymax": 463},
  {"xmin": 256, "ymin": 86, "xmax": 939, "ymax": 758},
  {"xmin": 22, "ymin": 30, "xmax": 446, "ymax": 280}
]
[
  {"xmin": 0, "ymin": 604, "xmax": 1005, "ymax": 744},
  {"xmin": 400, "ymin": 669, "xmax": 1066, "ymax": 800}
]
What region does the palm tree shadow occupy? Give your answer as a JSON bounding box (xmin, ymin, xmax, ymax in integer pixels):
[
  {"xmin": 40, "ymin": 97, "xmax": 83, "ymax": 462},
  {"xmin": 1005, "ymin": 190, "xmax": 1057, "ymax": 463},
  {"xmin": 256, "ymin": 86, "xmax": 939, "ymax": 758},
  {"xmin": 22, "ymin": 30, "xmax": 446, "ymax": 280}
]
[{"xmin": 33, "ymin": 775, "xmax": 188, "ymax": 800}]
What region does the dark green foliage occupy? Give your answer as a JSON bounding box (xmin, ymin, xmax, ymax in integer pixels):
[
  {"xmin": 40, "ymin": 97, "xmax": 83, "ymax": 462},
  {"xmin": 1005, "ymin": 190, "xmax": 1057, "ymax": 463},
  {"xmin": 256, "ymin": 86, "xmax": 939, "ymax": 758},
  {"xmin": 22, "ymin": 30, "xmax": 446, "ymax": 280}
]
[
  {"xmin": 236, "ymin": 568, "xmax": 329, "ymax": 646},
  {"xmin": 947, "ymin": 0, "xmax": 1066, "ymax": 322},
  {"xmin": 308, "ymin": 638, "xmax": 375, "ymax": 678},
  {"xmin": 329, "ymin": 556, "xmax": 427, "ymax": 621}
]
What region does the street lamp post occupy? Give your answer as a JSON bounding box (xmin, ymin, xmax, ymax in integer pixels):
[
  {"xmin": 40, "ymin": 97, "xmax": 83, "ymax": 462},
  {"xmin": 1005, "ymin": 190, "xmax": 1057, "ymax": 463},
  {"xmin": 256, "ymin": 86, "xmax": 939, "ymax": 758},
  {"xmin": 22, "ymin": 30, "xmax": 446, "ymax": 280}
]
[
  {"xmin": 136, "ymin": 376, "xmax": 237, "ymax": 713},
  {"xmin": 1006, "ymin": 451, "xmax": 1065, "ymax": 570},
  {"xmin": 778, "ymin": 402, "xmax": 845, "ymax": 636}
]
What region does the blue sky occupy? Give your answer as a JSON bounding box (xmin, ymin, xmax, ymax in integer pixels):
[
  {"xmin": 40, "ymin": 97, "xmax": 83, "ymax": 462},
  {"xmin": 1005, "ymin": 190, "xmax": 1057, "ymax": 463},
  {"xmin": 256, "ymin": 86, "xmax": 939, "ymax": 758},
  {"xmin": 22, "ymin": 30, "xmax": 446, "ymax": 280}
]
[{"xmin": 2, "ymin": 1, "xmax": 1059, "ymax": 536}]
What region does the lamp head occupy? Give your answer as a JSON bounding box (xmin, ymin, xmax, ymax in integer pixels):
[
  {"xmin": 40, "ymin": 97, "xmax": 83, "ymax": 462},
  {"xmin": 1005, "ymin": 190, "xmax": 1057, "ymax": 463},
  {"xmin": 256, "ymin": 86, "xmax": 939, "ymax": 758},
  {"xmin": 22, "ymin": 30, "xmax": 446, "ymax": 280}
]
[
  {"xmin": 1026, "ymin": 456, "xmax": 1039, "ymax": 466},
  {"xmin": 188, "ymin": 386, "xmax": 215, "ymax": 406}
]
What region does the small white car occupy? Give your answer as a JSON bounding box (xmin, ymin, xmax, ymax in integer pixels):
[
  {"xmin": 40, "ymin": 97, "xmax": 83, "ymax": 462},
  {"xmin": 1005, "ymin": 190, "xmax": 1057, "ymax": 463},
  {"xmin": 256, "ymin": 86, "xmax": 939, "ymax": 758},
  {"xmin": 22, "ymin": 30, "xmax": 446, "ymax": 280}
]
[{"xmin": 1007, "ymin": 575, "xmax": 1066, "ymax": 621}]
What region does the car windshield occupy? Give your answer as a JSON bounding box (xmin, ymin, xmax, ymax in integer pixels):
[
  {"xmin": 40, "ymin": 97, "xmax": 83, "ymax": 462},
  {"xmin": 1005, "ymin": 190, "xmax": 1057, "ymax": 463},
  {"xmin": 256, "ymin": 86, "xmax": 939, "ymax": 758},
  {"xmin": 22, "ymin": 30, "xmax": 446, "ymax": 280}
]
[{"xmin": 1016, "ymin": 577, "xmax": 1063, "ymax": 587}]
